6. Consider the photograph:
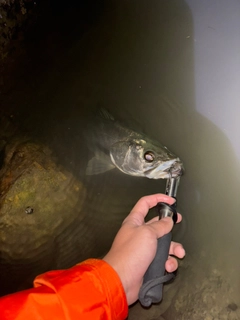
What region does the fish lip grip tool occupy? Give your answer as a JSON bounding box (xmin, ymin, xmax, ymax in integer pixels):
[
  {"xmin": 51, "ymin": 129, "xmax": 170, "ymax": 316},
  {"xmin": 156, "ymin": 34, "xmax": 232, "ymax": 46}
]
[{"xmin": 138, "ymin": 174, "xmax": 182, "ymax": 307}]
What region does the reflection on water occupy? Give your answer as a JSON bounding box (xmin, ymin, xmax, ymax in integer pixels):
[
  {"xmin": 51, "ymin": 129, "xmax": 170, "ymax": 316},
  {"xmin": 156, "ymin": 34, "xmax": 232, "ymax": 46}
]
[{"xmin": 1, "ymin": 0, "xmax": 240, "ymax": 318}]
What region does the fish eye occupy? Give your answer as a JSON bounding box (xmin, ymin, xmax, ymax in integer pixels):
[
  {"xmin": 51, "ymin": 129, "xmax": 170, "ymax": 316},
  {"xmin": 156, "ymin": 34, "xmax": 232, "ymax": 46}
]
[{"xmin": 144, "ymin": 151, "xmax": 155, "ymax": 162}]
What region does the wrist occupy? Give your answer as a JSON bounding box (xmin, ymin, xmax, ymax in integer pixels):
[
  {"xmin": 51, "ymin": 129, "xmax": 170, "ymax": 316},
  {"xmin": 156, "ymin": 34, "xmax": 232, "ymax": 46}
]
[{"xmin": 103, "ymin": 253, "xmax": 135, "ymax": 305}]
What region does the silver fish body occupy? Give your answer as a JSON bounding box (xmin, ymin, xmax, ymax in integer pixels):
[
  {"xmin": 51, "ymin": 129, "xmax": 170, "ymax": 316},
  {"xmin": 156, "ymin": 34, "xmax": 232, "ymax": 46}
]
[{"xmin": 85, "ymin": 109, "xmax": 183, "ymax": 179}]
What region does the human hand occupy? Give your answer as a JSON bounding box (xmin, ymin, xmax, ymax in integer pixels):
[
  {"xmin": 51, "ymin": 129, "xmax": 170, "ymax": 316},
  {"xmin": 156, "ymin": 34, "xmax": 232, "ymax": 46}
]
[{"xmin": 103, "ymin": 194, "xmax": 185, "ymax": 305}]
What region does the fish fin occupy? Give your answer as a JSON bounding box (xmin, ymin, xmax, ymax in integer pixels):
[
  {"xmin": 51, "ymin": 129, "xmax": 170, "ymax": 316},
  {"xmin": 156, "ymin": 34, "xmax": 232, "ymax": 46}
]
[
  {"xmin": 98, "ymin": 108, "xmax": 115, "ymax": 121},
  {"xmin": 86, "ymin": 155, "xmax": 115, "ymax": 175}
]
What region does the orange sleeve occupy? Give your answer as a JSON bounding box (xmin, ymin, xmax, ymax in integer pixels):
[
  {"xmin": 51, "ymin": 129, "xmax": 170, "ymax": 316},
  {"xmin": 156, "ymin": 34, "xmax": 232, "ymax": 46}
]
[{"xmin": 0, "ymin": 259, "xmax": 128, "ymax": 320}]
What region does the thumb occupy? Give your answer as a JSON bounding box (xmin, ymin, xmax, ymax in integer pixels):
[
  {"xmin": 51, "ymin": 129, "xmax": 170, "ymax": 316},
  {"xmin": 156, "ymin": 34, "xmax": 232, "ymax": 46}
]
[{"xmin": 149, "ymin": 217, "xmax": 174, "ymax": 239}]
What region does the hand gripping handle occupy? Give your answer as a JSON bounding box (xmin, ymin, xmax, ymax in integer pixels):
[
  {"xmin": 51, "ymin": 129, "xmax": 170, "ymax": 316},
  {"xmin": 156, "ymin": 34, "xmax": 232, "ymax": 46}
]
[{"xmin": 138, "ymin": 202, "xmax": 177, "ymax": 307}]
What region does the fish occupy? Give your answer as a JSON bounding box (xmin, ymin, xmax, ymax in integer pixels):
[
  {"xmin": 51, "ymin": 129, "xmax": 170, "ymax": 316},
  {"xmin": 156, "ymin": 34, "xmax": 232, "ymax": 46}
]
[{"xmin": 85, "ymin": 108, "xmax": 184, "ymax": 179}]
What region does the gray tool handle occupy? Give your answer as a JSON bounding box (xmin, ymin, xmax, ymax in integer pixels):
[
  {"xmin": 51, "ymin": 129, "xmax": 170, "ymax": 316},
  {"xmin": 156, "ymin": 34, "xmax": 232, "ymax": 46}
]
[
  {"xmin": 138, "ymin": 202, "xmax": 177, "ymax": 307},
  {"xmin": 138, "ymin": 232, "xmax": 173, "ymax": 307}
]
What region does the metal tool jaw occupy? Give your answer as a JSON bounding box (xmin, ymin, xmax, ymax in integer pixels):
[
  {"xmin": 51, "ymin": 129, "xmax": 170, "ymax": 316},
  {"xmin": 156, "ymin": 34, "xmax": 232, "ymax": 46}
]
[
  {"xmin": 165, "ymin": 176, "xmax": 181, "ymax": 198},
  {"xmin": 157, "ymin": 176, "xmax": 181, "ymax": 224}
]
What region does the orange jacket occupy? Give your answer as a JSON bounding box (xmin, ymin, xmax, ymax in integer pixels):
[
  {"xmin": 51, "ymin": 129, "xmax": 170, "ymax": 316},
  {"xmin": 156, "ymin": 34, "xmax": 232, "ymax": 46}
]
[{"xmin": 0, "ymin": 259, "xmax": 128, "ymax": 320}]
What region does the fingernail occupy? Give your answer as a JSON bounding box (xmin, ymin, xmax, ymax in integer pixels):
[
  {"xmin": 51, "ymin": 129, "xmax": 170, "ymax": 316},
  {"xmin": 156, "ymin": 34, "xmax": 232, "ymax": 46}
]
[
  {"xmin": 180, "ymin": 248, "xmax": 186, "ymax": 257},
  {"xmin": 168, "ymin": 262, "xmax": 175, "ymax": 272}
]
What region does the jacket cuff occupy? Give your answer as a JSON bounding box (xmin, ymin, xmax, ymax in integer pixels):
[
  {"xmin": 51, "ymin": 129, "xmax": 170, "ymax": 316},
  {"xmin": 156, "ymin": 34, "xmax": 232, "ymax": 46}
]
[{"xmin": 80, "ymin": 259, "xmax": 128, "ymax": 319}]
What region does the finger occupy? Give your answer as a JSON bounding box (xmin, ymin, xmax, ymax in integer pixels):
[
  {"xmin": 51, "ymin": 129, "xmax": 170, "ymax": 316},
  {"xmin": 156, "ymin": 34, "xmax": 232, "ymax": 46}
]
[
  {"xmin": 165, "ymin": 256, "xmax": 178, "ymax": 272},
  {"xmin": 146, "ymin": 216, "xmax": 159, "ymax": 224},
  {"xmin": 146, "ymin": 213, "xmax": 182, "ymax": 225},
  {"xmin": 148, "ymin": 217, "xmax": 174, "ymax": 238},
  {"xmin": 125, "ymin": 194, "xmax": 176, "ymax": 225},
  {"xmin": 169, "ymin": 241, "xmax": 185, "ymax": 258},
  {"xmin": 176, "ymin": 213, "xmax": 182, "ymax": 223}
]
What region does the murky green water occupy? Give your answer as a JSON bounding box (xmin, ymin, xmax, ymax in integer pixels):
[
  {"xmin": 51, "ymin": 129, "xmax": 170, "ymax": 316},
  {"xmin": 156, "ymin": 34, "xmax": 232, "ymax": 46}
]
[{"xmin": 1, "ymin": 0, "xmax": 240, "ymax": 319}]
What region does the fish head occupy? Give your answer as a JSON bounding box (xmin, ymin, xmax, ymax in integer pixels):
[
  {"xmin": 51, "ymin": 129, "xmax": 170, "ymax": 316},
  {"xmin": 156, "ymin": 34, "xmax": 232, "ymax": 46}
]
[{"xmin": 110, "ymin": 138, "xmax": 184, "ymax": 179}]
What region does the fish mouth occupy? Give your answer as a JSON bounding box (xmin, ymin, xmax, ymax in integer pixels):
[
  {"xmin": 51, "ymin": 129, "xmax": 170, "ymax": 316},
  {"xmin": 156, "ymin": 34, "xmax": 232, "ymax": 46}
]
[
  {"xmin": 145, "ymin": 158, "xmax": 184, "ymax": 179},
  {"xmin": 168, "ymin": 160, "xmax": 184, "ymax": 178}
]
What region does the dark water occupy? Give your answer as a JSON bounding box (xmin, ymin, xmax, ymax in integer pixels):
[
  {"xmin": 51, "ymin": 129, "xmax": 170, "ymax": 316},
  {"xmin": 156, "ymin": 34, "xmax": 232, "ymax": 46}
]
[{"xmin": 1, "ymin": 0, "xmax": 240, "ymax": 319}]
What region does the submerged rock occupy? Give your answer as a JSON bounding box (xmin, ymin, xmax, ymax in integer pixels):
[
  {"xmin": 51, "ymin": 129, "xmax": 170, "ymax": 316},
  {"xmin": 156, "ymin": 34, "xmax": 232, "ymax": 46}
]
[{"xmin": 0, "ymin": 113, "xmax": 86, "ymax": 295}]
